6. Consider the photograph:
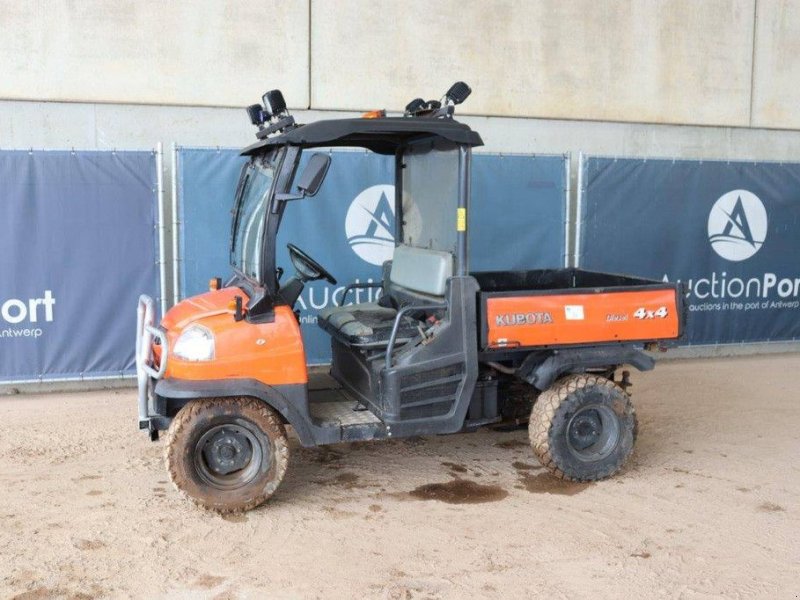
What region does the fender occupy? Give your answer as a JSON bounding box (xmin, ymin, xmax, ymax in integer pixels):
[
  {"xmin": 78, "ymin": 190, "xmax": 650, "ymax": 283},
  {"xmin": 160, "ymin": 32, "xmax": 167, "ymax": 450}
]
[
  {"xmin": 154, "ymin": 377, "xmax": 317, "ymax": 446},
  {"xmin": 517, "ymin": 345, "xmax": 655, "ymax": 391}
]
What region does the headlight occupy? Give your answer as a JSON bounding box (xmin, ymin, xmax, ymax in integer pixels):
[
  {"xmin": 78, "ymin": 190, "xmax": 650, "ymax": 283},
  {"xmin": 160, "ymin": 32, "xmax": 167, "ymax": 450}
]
[{"xmin": 173, "ymin": 325, "xmax": 215, "ymax": 361}]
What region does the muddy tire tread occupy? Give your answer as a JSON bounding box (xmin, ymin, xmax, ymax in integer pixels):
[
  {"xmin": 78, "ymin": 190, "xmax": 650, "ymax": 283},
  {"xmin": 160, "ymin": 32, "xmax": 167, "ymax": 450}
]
[
  {"xmin": 528, "ymin": 374, "xmax": 636, "ymax": 482},
  {"xmin": 165, "ymin": 397, "xmax": 289, "ymax": 513}
]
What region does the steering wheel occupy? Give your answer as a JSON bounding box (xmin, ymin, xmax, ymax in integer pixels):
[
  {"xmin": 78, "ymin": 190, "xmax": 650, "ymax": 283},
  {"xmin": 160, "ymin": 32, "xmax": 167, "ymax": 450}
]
[{"xmin": 286, "ymin": 243, "xmax": 337, "ymax": 285}]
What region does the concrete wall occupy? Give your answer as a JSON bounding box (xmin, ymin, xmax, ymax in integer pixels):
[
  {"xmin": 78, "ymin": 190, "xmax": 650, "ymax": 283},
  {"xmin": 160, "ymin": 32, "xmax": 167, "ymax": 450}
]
[
  {"xmin": 312, "ymin": 0, "xmax": 756, "ymax": 126},
  {"xmin": 0, "ymin": 0, "xmax": 310, "ymax": 107},
  {"xmin": 1, "ymin": 0, "xmax": 799, "ymax": 129},
  {"xmin": 753, "ymin": 0, "xmax": 800, "ymax": 128}
]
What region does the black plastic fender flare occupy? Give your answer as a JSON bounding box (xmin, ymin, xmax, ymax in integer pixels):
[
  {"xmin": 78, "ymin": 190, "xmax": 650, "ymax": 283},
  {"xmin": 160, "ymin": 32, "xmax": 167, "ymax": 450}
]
[
  {"xmin": 517, "ymin": 345, "xmax": 655, "ymax": 391},
  {"xmin": 154, "ymin": 377, "xmax": 316, "ymax": 446}
]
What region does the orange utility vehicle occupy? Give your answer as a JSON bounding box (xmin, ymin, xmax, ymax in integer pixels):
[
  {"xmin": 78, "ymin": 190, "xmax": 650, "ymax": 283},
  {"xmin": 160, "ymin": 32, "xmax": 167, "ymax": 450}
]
[{"xmin": 136, "ymin": 83, "xmax": 684, "ymax": 512}]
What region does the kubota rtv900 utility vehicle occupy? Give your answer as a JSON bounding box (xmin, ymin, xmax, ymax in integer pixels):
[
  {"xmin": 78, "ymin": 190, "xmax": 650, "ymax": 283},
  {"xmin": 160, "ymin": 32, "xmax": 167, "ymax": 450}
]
[{"xmin": 136, "ymin": 83, "xmax": 684, "ymax": 512}]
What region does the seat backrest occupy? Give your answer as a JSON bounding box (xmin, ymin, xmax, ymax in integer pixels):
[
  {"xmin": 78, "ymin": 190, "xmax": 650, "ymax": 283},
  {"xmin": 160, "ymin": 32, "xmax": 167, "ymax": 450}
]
[{"xmin": 389, "ymin": 245, "xmax": 453, "ymax": 298}]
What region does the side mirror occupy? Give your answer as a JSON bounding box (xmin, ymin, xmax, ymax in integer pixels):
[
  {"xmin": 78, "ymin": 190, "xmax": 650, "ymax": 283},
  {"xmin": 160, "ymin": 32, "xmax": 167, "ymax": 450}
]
[
  {"xmin": 295, "ymin": 153, "xmax": 330, "ymax": 197},
  {"xmin": 273, "ymin": 153, "xmax": 331, "ymax": 208}
]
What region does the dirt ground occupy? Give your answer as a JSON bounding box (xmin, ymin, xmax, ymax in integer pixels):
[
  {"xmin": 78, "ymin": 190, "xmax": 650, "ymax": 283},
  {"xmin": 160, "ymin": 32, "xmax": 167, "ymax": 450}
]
[{"xmin": 1, "ymin": 355, "xmax": 798, "ymax": 599}]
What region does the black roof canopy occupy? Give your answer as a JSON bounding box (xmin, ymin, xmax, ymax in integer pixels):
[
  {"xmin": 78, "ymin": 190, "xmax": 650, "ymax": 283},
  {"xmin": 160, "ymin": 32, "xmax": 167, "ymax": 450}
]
[{"xmin": 241, "ymin": 117, "xmax": 484, "ymax": 156}]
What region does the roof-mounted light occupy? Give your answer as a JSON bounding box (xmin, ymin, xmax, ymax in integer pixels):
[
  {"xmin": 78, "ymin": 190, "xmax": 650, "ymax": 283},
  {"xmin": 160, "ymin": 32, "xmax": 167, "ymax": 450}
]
[
  {"xmin": 404, "ymin": 98, "xmax": 426, "ymax": 115},
  {"xmin": 263, "ymin": 89, "xmax": 287, "ymax": 118},
  {"xmin": 361, "ymin": 109, "xmax": 386, "ymax": 119},
  {"xmin": 246, "ymin": 104, "xmax": 266, "ymax": 126},
  {"xmin": 444, "ymin": 81, "xmax": 471, "ymax": 106},
  {"xmin": 403, "ymin": 82, "xmax": 471, "ymax": 118},
  {"xmin": 246, "ymin": 88, "xmax": 296, "ymax": 139}
]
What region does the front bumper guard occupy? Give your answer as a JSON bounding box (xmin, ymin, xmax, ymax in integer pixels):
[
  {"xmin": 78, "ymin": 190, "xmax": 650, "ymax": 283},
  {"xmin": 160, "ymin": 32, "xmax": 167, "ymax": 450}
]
[{"xmin": 136, "ymin": 294, "xmax": 168, "ymax": 440}]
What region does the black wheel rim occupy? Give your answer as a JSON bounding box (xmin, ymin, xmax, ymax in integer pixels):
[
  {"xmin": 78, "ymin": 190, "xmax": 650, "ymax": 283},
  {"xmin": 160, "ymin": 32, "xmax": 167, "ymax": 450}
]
[
  {"xmin": 193, "ymin": 421, "xmax": 267, "ymax": 490},
  {"xmin": 565, "ymin": 404, "xmax": 621, "ymax": 462}
]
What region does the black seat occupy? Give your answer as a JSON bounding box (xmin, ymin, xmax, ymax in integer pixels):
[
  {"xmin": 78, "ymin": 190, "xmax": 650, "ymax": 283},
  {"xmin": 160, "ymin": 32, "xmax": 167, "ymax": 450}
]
[
  {"xmin": 317, "ymin": 245, "xmax": 453, "ymax": 348},
  {"xmin": 317, "ymin": 302, "xmax": 421, "ymax": 347}
]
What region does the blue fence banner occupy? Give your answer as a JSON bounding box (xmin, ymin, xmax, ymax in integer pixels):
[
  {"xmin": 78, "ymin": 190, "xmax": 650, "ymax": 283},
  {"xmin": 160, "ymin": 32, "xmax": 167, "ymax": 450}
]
[
  {"xmin": 578, "ymin": 156, "xmax": 800, "ymax": 344},
  {"xmin": 0, "ymin": 149, "xmax": 160, "ymax": 381},
  {"xmin": 177, "ymin": 147, "xmax": 567, "ymax": 363},
  {"xmin": 177, "ymin": 148, "xmax": 248, "ymax": 299},
  {"xmin": 470, "ymin": 154, "xmax": 567, "ymax": 271}
]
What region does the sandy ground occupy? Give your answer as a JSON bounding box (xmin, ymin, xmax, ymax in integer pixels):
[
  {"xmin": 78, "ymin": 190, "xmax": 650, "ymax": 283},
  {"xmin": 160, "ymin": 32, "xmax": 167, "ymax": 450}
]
[{"xmin": 0, "ymin": 355, "xmax": 799, "ymax": 600}]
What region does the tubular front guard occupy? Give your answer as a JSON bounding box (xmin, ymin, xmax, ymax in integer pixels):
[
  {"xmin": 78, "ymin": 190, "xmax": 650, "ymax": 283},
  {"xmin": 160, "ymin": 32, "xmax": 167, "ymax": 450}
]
[{"xmin": 136, "ymin": 294, "xmax": 169, "ymax": 439}]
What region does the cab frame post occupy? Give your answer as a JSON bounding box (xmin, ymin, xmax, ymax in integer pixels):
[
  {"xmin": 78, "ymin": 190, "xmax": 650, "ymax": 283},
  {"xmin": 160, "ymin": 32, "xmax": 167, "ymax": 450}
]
[{"xmin": 456, "ymin": 145, "xmax": 471, "ymax": 276}]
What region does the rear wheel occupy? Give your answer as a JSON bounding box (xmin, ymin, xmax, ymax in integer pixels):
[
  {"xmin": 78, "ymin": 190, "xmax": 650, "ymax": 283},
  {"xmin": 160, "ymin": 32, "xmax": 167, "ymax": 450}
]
[
  {"xmin": 528, "ymin": 374, "xmax": 637, "ymax": 482},
  {"xmin": 165, "ymin": 397, "xmax": 289, "ymax": 513}
]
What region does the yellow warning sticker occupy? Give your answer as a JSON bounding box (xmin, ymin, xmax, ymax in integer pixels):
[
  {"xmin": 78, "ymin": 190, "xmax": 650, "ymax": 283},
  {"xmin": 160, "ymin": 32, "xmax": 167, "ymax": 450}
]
[{"xmin": 456, "ymin": 207, "xmax": 467, "ymax": 232}]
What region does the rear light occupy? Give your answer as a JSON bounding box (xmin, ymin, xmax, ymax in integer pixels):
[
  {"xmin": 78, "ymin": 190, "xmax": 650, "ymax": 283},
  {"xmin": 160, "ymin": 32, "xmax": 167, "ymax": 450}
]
[{"xmin": 209, "ymin": 277, "xmax": 222, "ymax": 291}]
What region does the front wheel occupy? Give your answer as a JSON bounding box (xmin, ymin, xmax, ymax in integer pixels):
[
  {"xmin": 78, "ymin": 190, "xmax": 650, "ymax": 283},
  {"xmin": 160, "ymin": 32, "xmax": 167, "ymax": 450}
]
[
  {"xmin": 165, "ymin": 397, "xmax": 289, "ymax": 513},
  {"xmin": 528, "ymin": 374, "xmax": 637, "ymax": 482}
]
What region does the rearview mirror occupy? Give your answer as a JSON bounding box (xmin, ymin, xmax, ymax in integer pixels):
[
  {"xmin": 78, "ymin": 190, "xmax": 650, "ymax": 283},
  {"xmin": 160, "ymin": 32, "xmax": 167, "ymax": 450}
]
[{"xmin": 296, "ymin": 153, "xmax": 330, "ymax": 197}]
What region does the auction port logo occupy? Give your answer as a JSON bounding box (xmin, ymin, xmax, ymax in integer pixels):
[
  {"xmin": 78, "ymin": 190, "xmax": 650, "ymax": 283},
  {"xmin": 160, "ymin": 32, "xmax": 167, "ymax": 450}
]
[
  {"xmin": 345, "ymin": 185, "xmax": 396, "ymax": 266},
  {"xmin": 707, "ymin": 189, "xmax": 767, "ymax": 262},
  {"xmin": 0, "ymin": 290, "xmax": 55, "ymax": 339}
]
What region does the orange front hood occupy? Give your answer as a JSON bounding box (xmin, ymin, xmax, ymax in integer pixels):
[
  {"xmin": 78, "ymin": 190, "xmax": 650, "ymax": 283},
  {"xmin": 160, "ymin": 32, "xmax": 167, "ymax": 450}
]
[
  {"xmin": 156, "ymin": 287, "xmax": 308, "ymax": 386},
  {"xmin": 161, "ymin": 287, "xmax": 249, "ymax": 331}
]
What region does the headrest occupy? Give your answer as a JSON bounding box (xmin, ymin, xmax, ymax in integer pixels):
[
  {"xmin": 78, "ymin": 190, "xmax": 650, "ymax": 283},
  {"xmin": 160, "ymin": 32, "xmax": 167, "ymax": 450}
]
[{"xmin": 389, "ymin": 245, "xmax": 453, "ymax": 297}]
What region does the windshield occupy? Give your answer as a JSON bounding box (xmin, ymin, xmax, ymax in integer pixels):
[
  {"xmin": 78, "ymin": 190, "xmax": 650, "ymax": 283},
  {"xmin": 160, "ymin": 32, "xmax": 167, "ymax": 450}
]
[{"xmin": 231, "ymin": 156, "xmax": 276, "ymax": 279}]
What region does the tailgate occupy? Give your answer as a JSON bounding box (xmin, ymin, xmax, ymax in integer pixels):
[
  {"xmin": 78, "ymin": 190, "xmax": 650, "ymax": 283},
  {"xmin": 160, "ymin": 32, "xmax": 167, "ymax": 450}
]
[{"xmin": 481, "ymin": 285, "xmax": 682, "ymax": 350}]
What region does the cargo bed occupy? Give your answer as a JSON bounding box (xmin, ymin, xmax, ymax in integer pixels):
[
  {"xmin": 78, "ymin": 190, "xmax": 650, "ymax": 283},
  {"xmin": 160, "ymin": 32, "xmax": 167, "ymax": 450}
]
[{"xmin": 474, "ymin": 269, "xmax": 684, "ymax": 351}]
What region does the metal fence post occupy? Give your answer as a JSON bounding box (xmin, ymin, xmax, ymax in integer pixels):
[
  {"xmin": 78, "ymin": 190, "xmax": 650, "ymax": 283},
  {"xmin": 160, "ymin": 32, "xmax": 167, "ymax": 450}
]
[
  {"xmin": 563, "ymin": 152, "xmax": 571, "ymax": 268},
  {"xmin": 155, "ymin": 142, "xmax": 167, "ymax": 317},
  {"xmin": 574, "ymin": 152, "xmax": 585, "ymax": 268},
  {"xmin": 171, "ymin": 143, "xmax": 181, "ymax": 307}
]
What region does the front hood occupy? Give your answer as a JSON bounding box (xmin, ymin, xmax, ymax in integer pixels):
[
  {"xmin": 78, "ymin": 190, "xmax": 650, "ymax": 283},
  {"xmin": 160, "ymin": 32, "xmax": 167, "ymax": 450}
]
[{"xmin": 161, "ymin": 287, "xmax": 250, "ymax": 331}]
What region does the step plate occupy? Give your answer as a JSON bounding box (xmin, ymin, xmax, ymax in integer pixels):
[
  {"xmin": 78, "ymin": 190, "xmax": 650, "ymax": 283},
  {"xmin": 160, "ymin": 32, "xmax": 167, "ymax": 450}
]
[{"xmin": 309, "ymin": 390, "xmax": 382, "ymax": 427}]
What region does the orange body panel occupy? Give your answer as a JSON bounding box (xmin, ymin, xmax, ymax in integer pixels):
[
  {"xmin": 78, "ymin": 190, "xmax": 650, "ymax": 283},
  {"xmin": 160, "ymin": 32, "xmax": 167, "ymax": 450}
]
[
  {"xmin": 484, "ymin": 288, "xmax": 680, "ymax": 348},
  {"xmin": 159, "ymin": 287, "xmax": 307, "ymax": 386}
]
